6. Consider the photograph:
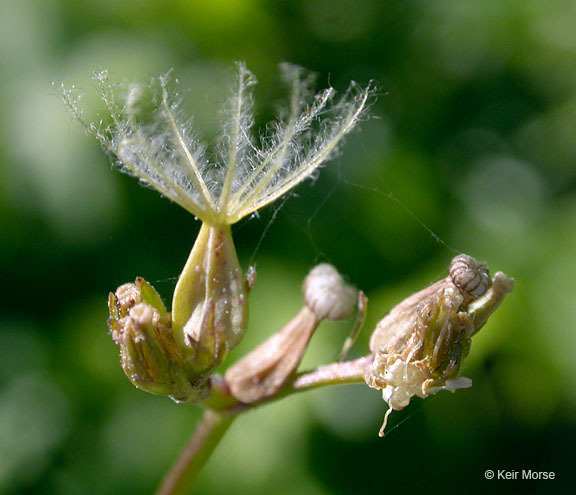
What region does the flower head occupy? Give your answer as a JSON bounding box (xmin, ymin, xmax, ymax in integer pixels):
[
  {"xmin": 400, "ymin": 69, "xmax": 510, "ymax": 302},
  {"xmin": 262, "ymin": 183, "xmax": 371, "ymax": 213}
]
[
  {"xmin": 64, "ymin": 63, "xmax": 373, "ymax": 395},
  {"xmin": 365, "ymin": 254, "xmax": 514, "ymax": 436}
]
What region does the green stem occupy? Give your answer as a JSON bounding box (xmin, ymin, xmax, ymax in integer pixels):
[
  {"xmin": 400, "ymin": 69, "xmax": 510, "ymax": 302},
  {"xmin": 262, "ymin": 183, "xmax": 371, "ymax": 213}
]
[
  {"xmin": 291, "ymin": 356, "xmax": 372, "ymax": 392},
  {"xmin": 156, "ymin": 356, "xmax": 371, "ymax": 494},
  {"xmin": 156, "ymin": 409, "xmax": 236, "ymax": 495}
]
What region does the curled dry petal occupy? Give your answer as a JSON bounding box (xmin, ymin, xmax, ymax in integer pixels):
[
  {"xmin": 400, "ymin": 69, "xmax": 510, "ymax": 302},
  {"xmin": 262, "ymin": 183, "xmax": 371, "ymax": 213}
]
[{"xmin": 303, "ymin": 263, "xmax": 357, "ymax": 321}]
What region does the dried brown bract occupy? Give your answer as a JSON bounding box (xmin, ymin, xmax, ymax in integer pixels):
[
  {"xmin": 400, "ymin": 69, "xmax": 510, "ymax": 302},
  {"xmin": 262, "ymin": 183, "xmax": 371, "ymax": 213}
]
[{"xmin": 225, "ymin": 264, "xmax": 359, "ymax": 403}]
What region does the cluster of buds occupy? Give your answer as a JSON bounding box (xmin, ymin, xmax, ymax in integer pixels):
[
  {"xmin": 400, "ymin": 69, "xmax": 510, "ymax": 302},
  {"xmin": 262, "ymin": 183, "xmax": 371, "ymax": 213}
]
[
  {"xmin": 108, "ymin": 278, "xmax": 210, "ymax": 402},
  {"xmin": 66, "ymin": 65, "xmax": 516, "ymax": 439},
  {"xmin": 365, "ymin": 254, "xmax": 514, "ymax": 436},
  {"xmin": 107, "ymin": 225, "xmax": 250, "ymax": 402}
]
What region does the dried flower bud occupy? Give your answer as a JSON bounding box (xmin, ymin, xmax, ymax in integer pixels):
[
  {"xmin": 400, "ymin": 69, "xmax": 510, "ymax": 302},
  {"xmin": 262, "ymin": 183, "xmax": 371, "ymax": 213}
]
[
  {"xmin": 365, "ymin": 254, "xmax": 514, "ymax": 436},
  {"xmin": 303, "ymin": 263, "xmax": 357, "ymax": 320},
  {"xmin": 226, "ymin": 263, "xmax": 357, "ymax": 403},
  {"xmin": 171, "ymin": 224, "xmax": 248, "ymax": 375},
  {"xmin": 108, "ymin": 278, "xmax": 208, "ymax": 402}
]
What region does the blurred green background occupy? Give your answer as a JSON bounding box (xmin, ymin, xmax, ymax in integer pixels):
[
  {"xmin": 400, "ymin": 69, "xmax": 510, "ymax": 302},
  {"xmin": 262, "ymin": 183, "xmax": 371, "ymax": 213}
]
[{"xmin": 1, "ymin": 0, "xmax": 576, "ymax": 494}]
